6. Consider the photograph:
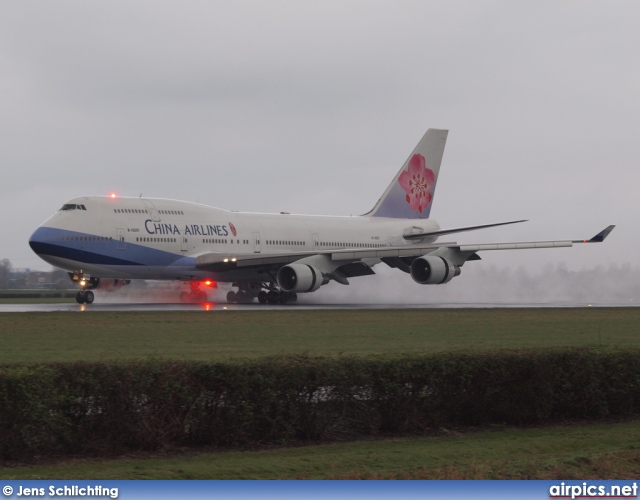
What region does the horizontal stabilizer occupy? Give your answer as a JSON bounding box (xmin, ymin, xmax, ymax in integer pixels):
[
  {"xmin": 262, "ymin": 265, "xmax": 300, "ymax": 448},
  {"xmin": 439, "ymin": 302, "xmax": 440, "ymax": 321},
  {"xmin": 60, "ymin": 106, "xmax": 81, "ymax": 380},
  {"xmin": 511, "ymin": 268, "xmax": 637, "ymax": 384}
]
[{"xmin": 404, "ymin": 219, "xmax": 528, "ymax": 240}]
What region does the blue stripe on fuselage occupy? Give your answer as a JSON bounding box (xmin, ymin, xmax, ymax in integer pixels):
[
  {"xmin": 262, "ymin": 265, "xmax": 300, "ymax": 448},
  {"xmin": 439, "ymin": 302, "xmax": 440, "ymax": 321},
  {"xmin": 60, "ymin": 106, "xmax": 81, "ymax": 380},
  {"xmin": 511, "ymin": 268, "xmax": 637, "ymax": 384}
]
[{"xmin": 29, "ymin": 227, "xmax": 194, "ymax": 268}]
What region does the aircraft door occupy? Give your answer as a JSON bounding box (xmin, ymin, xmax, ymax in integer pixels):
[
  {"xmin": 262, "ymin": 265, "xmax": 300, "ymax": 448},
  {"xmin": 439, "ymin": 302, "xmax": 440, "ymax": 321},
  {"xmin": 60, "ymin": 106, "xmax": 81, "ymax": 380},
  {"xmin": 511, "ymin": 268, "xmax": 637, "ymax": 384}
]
[
  {"xmin": 312, "ymin": 234, "xmax": 319, "ymax": 249},
  {"xmin": 116, "ymin": 228, "xmax": 126, "ymax": 250},
  {"xmin": 253, "ymin": 232, "xmax": 261, "ymax": 253},
  {"xmin": 181, "ymin": 236, "xmax": 188, "ymax": 252}
]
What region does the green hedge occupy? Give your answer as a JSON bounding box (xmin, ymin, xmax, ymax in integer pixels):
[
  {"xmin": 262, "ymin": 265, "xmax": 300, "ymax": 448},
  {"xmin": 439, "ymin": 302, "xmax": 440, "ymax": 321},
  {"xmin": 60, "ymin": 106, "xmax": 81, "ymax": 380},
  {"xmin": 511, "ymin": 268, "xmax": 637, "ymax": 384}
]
[{"xmin": 2, "ymin": 349, "xmax": 640, "ymax": 461}]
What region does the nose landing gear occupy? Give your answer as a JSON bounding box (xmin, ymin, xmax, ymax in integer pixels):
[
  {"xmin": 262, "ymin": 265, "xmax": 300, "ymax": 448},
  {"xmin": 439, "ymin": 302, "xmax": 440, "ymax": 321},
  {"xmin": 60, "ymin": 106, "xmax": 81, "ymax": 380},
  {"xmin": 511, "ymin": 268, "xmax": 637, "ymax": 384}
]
[
  {"xmin": 69, "ymin": 272, "xmax": 99, "ymax": 304},
  {"xmin": 76, "ymin": 290, "xmax": 94, "ymax": 304}
]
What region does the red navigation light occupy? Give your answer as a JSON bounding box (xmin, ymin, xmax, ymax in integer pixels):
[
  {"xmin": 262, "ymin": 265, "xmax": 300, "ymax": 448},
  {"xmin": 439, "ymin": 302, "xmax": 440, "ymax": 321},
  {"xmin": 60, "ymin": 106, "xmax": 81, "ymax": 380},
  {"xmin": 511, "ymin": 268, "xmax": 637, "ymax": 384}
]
[
  {"xmin": 203, "ymin": 280, "xmax": 217, "ymax": 288},
  {"xmin": 110, "ymin": 193, "xmax": 117, "ymax": 199}
]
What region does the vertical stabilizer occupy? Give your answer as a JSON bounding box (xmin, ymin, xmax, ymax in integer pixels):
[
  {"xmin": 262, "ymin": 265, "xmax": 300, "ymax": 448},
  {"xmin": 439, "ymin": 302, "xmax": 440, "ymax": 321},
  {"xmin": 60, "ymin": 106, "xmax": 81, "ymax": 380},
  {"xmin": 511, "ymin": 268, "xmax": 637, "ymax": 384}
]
[{"xmin": 366, "ymin": 128, "xmax": 448, "ymax": 219}]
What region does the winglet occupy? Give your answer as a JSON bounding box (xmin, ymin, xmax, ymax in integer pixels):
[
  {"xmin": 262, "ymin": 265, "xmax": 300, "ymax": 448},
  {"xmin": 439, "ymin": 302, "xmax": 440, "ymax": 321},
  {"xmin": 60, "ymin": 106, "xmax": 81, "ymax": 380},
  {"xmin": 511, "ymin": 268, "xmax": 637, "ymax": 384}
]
[
  {"xmin": 574, "ymin": 225, "xmax": 616, "ymax": 243},
  {"xmin": 589, "ymin": 225, "xmax": 616, "ymax": 242}
]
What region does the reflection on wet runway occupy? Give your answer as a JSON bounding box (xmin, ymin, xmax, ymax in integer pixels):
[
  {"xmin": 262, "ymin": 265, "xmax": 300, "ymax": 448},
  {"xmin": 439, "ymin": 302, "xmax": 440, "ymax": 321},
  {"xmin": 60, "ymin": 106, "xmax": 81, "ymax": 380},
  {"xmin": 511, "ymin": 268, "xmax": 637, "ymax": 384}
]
[{"xmin": 0, "ymin": 301, "xmax": 632, "ymax": 313}]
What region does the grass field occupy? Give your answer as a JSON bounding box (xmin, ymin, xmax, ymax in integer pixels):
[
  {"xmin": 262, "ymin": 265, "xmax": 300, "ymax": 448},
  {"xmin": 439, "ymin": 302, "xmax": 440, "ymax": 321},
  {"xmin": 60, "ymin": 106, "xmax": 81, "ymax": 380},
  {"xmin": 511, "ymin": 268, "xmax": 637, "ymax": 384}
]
[
  {"xmin": 2, "ymin": 307, "xmax": 640, "ymax": 479},
  {"xmin": 0, "ymin": 308, "xmax": 638, "ymax": 364},
  {"xmin": 2, "ymin": 419, "xmax": 639, "ymax": 479},
  {"xmin": 0, "ymin": 291, "xmax": 76, "ymax": 302}
]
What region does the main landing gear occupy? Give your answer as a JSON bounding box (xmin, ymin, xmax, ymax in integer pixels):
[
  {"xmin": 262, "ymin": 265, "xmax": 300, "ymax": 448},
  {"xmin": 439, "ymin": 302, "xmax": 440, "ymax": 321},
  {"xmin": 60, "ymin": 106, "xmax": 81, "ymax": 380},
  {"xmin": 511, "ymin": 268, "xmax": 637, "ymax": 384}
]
[
  {"xmin": 258, "ymin": 289, "xmax": 297, "ymax": 305},
  {"xmin": 179, "ymin": 282, "xmax": 208, "ymax": 303},
  {"xmin": 226, "ymin": 283, "xmax": 297, "ymax": 305}
]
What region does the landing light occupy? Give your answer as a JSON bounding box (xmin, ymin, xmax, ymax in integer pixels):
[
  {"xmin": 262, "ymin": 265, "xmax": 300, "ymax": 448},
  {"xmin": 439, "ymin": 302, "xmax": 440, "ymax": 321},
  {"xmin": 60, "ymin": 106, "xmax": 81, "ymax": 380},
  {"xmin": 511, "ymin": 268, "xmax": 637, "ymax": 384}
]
[
  {"xmin": 110, "ymin": 193, "xmax": 117, "ymax": 199},
  {"xmin": 79, "ymin": 280, "xmax": 86, "ymax": 286}
]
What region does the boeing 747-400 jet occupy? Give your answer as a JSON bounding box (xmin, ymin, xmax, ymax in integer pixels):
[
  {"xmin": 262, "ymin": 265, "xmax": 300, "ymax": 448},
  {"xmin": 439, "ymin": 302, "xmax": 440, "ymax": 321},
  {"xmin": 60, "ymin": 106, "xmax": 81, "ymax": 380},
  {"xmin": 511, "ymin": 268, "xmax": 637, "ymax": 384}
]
[{"xmin": 29, "ymin": 129, "xmax": 615, "ymax": 304}]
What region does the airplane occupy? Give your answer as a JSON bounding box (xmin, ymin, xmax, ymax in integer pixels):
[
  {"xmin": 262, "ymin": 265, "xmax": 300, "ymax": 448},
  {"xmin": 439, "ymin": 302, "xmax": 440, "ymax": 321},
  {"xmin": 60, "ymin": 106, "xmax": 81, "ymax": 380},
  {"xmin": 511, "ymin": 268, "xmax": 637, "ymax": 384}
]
[{"xmin": 28, "ymin": 129, "xmax": 615, "ymax": 305}]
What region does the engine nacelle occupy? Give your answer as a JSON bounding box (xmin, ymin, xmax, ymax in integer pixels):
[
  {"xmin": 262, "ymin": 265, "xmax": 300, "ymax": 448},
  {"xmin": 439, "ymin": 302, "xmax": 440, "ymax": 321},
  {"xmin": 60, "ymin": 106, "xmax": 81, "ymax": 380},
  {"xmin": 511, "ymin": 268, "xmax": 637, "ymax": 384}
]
[
  {"xmin": 410, "ymin": 255, "xmax": 460, "ymax": 285},
  {"xmin": 277, "ymin": 264, "xmax": 324, "ymax": 293}
]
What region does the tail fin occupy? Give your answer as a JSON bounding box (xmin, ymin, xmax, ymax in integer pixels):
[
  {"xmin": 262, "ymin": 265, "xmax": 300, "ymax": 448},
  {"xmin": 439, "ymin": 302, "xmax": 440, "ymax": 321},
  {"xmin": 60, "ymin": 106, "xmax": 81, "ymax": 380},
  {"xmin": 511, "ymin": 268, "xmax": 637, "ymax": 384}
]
[{"xmin": 366, "ymin": 128, "xmax": 448, "ymax": 219}]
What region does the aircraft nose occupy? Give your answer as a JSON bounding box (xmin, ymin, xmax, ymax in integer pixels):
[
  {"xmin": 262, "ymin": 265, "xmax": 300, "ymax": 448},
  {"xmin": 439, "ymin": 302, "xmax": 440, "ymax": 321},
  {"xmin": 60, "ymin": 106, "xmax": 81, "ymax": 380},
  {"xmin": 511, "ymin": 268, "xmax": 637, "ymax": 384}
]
[{"xmin": 29, "ymin": 227, "xmax": 48, "ymax": 255}]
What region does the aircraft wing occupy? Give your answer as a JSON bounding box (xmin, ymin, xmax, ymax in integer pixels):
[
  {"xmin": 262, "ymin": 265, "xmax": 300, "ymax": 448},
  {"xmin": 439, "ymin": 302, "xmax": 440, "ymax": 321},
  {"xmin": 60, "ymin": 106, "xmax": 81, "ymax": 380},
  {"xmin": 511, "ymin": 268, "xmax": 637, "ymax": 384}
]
[
  {"xmin": 445, "ymin": 224, "xmax": 616, "ymax": 253},
  {"xmin": 195, "ymin": 225, "xmax": 615, "ymax": 273}
]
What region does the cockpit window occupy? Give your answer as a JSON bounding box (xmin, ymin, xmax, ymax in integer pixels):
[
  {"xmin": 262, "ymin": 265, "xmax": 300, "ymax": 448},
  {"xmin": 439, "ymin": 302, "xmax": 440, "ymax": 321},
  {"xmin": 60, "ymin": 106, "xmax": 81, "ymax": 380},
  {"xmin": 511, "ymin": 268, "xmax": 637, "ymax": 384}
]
[{"xmin": 60, "ymin": 204, "xmax": 87, "ymax": 211}]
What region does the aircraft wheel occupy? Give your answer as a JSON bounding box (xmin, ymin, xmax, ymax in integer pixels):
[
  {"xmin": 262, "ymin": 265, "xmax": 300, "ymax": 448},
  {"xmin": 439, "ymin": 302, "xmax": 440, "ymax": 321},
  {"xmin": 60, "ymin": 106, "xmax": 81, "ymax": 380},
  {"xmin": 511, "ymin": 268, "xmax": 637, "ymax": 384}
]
[
  {"xmin": 198, "ymin": 291, "xmax": 208, "ymax": 302},
  {"xmin": 84, "ymin": 291, "xmax": 95, "ymax": 304},
  {"xmin": 267, "ymin": 290, "xmax": 279, "ymax": 304},
  {"xmin": 227, "ymin": 290, "xmax": 237, "ymax": 303},
  {"xmin": 258, "ymin": 290, "xmax": 268, "ymax": 304},
  {"xmin": 288, "ymin": 292, "xmax": 297, "ymax": 304},
  {"xmin": 75, "ymin": 291, "xmax": 85, "ymax": 304}
]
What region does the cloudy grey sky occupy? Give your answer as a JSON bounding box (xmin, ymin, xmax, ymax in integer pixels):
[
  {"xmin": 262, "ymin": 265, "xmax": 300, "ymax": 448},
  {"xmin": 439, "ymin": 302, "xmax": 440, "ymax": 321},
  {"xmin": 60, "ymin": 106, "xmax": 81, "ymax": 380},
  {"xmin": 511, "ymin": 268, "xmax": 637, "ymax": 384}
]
[{"xmin": 1, "ymin": 1, "xmax": 637, "ymax": 276}]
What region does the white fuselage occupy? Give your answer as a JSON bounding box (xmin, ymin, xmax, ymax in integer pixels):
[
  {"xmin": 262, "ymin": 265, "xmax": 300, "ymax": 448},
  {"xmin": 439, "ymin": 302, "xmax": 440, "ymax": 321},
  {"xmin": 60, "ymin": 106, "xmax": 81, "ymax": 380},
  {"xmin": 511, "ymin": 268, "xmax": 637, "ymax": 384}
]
[{"xmin": 29, "ymin": 196, "xmax": 440, "ymax": 283}]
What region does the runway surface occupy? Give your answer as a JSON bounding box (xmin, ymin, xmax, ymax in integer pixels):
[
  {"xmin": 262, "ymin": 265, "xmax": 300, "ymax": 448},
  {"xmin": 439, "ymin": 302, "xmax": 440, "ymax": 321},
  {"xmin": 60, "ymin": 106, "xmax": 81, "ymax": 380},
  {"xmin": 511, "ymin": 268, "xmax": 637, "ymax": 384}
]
[{"xmin": 0, "ymin": 301, "xmax": 633, "ymax": 313}]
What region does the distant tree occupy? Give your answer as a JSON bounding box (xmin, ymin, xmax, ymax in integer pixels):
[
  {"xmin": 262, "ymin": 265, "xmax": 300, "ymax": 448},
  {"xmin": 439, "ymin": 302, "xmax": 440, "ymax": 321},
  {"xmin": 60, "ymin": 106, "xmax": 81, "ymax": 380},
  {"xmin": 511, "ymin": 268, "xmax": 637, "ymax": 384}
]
[
  {"xmin": 51, "ymin": 268, "xmax": 70, "ymax": 289},
  {"xmin": 0, "ymin": 258, "xmax": 11, "ymax": 289}
]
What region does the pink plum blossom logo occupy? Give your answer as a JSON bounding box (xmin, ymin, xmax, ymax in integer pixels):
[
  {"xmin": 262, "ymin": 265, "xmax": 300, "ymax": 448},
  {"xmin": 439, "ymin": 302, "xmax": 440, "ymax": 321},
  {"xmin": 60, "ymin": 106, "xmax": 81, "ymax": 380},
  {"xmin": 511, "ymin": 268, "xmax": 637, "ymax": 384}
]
[
  {"xmin": 229, "ymin": 223, "xmax": 237, "ymax": 237},
  {"xmin": 398, "ymin": 154, "xmax": 435, "ymax": 213}
]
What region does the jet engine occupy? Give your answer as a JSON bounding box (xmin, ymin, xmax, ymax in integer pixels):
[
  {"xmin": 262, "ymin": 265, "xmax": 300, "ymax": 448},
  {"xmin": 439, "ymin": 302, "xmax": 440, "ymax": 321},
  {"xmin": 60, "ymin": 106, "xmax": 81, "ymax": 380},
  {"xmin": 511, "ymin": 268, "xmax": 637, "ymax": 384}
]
[
  {"xmin": 410, "ymin": 255, "xmax": 460, "ymax": 285},
  {"xmin": 277, "ymin": 264, "xmax": 325, "ymax": 293}
]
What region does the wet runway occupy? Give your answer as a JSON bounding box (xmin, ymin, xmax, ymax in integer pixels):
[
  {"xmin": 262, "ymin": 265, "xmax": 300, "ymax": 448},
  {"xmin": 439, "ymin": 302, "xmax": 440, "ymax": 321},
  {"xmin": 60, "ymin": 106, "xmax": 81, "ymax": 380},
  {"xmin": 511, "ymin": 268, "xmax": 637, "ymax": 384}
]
[{"xmin": 0, "ymin": 301, "xmax": 632, "ymax": 313}]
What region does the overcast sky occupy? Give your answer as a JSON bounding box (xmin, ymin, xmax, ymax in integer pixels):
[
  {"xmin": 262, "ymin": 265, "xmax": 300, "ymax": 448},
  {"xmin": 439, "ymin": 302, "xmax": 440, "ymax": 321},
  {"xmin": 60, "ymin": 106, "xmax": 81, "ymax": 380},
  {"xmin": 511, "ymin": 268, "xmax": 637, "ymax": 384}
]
[{"xmin": 1, "ymin": 1, "xmax": 637, "ymax": 277}]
